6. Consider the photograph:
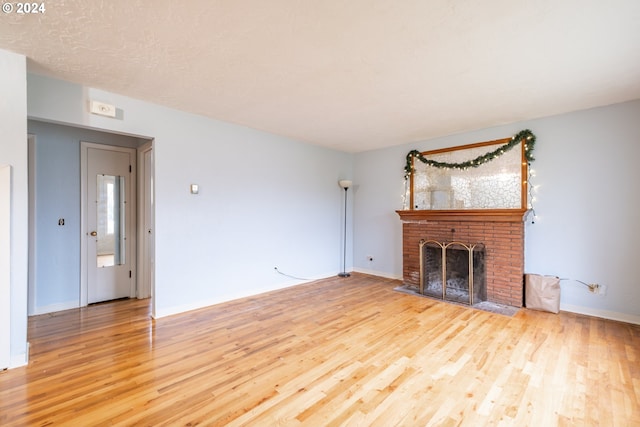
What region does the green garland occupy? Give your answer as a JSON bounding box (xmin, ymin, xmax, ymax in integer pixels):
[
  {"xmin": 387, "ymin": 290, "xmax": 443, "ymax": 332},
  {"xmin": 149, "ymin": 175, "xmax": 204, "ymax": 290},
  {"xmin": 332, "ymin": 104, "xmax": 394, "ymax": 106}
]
[{"xmin": 404, "ymin": 129, "xmax": 536, "ymax": 179}]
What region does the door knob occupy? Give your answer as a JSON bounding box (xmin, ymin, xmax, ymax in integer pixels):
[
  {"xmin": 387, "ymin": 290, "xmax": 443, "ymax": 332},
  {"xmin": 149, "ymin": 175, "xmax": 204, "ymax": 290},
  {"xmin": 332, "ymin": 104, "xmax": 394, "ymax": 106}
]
[{"xmin": 90, "ymin": 231, "xmax": 97, "ymax": 236}]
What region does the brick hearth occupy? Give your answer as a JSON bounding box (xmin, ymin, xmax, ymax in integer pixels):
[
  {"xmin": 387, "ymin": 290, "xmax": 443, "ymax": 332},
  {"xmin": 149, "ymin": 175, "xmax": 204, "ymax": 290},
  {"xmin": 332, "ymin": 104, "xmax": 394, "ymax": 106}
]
[{"xmin": 396, "ymin": 209, "xmax": 527, "ymax": 307}]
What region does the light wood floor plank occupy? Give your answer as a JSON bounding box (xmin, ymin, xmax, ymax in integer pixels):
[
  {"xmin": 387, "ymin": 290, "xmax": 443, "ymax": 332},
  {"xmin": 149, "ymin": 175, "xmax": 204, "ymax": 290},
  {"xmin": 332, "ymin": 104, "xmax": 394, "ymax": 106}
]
[{"xmin": 1, "ymin": 273, "xmax": 639, "ymax": 426}]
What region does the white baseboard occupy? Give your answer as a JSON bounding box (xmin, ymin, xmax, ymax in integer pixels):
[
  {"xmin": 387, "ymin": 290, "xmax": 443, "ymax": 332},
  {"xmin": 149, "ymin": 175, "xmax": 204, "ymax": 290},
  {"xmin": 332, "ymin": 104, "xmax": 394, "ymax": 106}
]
[
  {"xmin": 560, "ymin": 303, "xmax": 640, "ymax": 325},
  {"xmin": 352, "ymin": 267, "xmax": 402, "ymax": 280},
  {"xmin": 154, "ymin": 298, "xmax": 239, "ymax": 319},
  {"xmin": 31, "ymin": 300, "xmax": 79, "ymax": 316},
  {"xmin": 154, "ymin": 269, "xmax": 402, "ymax": 320},
  {"xmin": 10, "ymin": 346, "xmax": 28, "ymax": 368},
  {"xmin": 154, "ymin": 273, "xmax": 337, "ymax": 319}
]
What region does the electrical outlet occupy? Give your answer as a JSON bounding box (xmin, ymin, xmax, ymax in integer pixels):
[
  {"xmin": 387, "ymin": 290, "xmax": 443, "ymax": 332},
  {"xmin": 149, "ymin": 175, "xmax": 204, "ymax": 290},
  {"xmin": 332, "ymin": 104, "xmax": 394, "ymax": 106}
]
[
  {"xmin": 597, "ymin": 284, "xmax": 607, "ymax": 296},
  {"xmin": 587, "ymin": 283, "xmax": 599, "ymax": 293}
]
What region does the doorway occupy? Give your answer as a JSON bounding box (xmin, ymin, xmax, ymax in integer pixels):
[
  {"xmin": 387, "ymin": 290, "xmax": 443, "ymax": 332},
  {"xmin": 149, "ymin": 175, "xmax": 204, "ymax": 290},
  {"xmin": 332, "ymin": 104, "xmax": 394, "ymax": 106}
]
[
  {"xmin": 27, "ymin": 120, "xmax": 154, "ymax": 316},
  {"xmin": 81, "ymin": 143, "xmax": 136, "ymax": 304}
]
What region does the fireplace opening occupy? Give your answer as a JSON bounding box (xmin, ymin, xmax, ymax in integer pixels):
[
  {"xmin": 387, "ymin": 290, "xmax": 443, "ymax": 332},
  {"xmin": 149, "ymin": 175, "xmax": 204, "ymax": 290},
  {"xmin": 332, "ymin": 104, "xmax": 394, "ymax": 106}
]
[{"xmin": 420, "ymin": 240, "xmax": 486, "ymax": 305}]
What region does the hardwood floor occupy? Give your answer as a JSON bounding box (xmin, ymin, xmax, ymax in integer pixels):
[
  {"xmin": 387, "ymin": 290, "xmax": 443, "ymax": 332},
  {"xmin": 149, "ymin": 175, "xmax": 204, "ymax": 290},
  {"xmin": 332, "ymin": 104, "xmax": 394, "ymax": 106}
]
[{"xmin": 1, "ymin": 273, "xmax": 639, "ymax": 426}]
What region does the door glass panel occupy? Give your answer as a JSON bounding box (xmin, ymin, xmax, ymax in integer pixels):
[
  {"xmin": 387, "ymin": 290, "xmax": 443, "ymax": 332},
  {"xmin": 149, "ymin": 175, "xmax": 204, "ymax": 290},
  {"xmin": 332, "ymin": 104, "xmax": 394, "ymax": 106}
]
[{"xmin": 97, "ymin": 174, "xmax": 125, "ymax": 267}]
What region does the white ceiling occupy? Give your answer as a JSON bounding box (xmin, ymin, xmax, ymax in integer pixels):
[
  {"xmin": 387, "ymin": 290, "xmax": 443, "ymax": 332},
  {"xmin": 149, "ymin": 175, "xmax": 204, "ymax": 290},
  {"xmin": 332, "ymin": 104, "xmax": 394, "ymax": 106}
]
[{"xmin": 1, "ymin": 0, "xmax": 639, "ymax": 152}]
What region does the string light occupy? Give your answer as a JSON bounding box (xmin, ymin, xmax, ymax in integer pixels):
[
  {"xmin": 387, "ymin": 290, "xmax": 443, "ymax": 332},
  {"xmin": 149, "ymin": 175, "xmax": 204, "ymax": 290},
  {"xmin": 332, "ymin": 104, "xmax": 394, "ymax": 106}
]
[
  {"xmin": 401, "ymin": 179, "xmax": 409, "ymax": 210},
  {"xmin": 403, "ymin": 129, "xmax": 539, "ymax": 223},
  {"xmin": 527, "ymin": 162, "xmax": 538, "ymax": 224},
  {"xmin": 404, "ymin": 129, "xmax": 536, "ymax": 179}
]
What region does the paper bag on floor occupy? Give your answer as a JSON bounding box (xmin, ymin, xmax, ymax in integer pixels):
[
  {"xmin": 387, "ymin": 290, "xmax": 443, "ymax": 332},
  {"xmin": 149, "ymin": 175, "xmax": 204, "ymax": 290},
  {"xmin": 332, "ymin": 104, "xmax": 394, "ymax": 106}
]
[{"xmin": 525, "ymin": 274, "xmax": 561, "ymax": 314}]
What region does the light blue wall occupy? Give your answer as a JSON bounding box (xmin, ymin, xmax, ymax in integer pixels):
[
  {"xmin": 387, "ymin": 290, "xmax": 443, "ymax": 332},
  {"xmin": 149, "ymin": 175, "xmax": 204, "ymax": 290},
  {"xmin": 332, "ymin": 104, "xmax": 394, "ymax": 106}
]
[
  {"xmin": 353, "ymin": 100, "xmax": 640, "ymax": 324},
  {"xmin": 27, "ymin": 120, "xmax": 143, "ymax": 313},
  {"xmin": 27, "ymin": 74, "xmax": 353, "ymax": 318}
]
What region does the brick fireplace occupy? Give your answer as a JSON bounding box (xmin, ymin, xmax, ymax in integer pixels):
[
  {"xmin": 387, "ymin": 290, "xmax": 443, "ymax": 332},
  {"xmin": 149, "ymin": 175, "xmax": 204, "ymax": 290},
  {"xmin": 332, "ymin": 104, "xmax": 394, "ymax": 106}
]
[{"xmin": 396, "ymin": 209, "xmax": 527, "ymax": 307}]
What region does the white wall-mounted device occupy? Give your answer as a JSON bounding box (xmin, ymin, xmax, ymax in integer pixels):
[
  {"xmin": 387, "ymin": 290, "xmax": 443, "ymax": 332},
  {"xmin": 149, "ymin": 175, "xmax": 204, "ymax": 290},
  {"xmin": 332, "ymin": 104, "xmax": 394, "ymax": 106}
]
[{"xmin": 90, "ymin": 100, "xmax": 116, "ymax": 118}]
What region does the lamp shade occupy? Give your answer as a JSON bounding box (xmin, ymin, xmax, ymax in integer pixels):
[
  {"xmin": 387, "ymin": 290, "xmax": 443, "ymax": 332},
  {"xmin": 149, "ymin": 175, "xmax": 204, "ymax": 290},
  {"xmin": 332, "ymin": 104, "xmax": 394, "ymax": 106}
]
[{"xmin": 338, "ymin": 180, "xmax": 352, "ymax": 189}]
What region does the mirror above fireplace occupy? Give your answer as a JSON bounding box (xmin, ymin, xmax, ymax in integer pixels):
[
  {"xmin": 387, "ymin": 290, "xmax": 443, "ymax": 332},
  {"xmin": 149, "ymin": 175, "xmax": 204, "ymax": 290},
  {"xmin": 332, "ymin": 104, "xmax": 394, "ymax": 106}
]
[{"xmin": 403, "ymin": 131, "xmax": 535, "ymax": 212}]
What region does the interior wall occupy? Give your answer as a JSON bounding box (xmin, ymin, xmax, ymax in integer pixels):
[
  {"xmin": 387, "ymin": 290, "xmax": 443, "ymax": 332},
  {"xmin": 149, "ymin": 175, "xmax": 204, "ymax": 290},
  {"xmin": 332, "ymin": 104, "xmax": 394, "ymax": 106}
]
[
  {"xmin": 353, "ymin": 99, "xmax": 640, "ymax": 324},
  {"xmin": 0, "ymin": 49, "xmax": 28, "ymax": 367},
  {"xmin": 27, "ymin": 120, "xmax": 143, "ymax": 314},
  {"xmin": 0, "ymin": 165, "xmax": 11, "ymax": 369},
  {"xmin": 27, "ymin": 73, "xmax": 354, "ymax": 318}
]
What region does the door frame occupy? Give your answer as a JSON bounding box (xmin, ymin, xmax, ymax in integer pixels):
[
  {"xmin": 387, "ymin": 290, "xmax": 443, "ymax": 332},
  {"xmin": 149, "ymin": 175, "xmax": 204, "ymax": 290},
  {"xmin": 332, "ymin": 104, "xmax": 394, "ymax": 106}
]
[
  {"xmin": 80, "ymin": 142, "xmax": 137, "ymax": 307},
  {"xmin": 27, "ymin": 134, "xmax": 36, "ymax": 315},
  {"xmin": 0, "ymin": 164, "xmax": 12, "ymax": 369},
  {"xmin": 137, "ymin": 141, "xmax": 154, "ymax": 303}
]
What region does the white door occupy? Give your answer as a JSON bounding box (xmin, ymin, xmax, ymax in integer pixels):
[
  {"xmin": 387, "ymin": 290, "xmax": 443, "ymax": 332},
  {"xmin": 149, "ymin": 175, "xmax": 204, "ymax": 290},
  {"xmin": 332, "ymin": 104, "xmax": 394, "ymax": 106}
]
[{"xmin": 85, "ymin": 145, "xmax": 136, "ymax": 304}]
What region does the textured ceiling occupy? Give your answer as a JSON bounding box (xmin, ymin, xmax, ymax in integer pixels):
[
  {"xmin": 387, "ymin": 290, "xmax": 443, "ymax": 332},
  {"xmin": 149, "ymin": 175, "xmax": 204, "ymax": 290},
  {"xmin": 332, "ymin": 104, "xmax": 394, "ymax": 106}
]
[{"xmin": 1, "ymin": 0, "xmax": 639, "ymax": 152}]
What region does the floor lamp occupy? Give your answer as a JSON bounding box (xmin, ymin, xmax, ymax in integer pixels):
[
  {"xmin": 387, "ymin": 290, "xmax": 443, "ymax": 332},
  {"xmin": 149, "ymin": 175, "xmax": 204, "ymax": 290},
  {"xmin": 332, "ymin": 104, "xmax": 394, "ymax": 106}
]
[{"xmin": 338, "ymin": 180, "xmax": 352, "ymax": 278}]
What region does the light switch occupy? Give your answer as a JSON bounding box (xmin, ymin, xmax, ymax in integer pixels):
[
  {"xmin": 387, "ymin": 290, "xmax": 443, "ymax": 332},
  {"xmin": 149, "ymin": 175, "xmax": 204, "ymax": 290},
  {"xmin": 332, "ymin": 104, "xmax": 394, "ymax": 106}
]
[{"xmin": 190, "ymin": 184, "xmax": 199, "ymax": 194}]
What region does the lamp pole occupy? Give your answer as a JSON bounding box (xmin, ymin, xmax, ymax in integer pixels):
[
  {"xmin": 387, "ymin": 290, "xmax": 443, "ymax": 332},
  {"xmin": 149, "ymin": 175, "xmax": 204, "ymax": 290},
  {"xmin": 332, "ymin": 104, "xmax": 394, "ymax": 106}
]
[{"xmin": 338, "ymin": 180, "xmax": 352, "ymax": 278}]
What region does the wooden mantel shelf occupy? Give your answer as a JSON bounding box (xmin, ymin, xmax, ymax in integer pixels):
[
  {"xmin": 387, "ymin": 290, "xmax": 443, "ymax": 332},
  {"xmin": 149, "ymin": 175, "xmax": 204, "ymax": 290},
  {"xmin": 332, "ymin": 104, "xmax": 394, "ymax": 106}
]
[{"xmin": 396, "ymin": 208, "xmax": 529, "ymax": 223}]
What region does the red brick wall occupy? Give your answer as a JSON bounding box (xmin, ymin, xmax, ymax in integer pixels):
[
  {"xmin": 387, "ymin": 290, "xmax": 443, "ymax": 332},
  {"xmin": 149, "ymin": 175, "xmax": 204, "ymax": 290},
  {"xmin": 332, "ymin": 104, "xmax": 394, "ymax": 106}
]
[{"xmin": 402, "ymin": 219, "xmax": 524, "ymax": 307}]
